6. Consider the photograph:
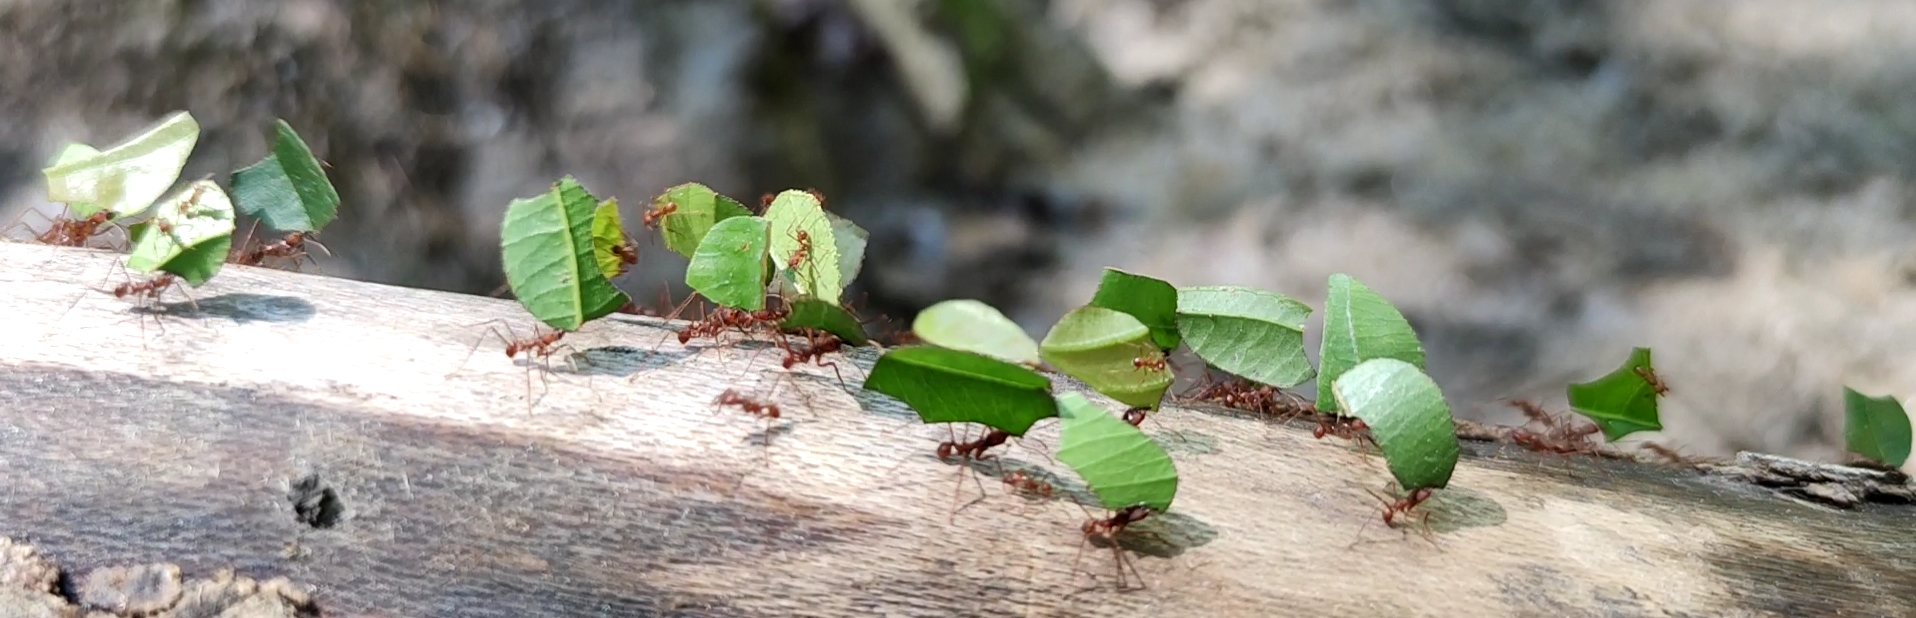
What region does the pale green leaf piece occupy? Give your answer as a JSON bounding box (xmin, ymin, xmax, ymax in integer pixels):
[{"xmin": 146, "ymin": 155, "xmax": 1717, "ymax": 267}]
[
  {"xmin": 43, "ymin": 110, "xmax": 199, "ymax": 218},
  {"xmin": 1054, "ymin": 392, "xmax": 1179, "ymax": 512},
  {"xmin": 684, "ymin": 215, "xmax": 772, "ymax": 311},
  {"xmin": 826, "ymin": 211, "xmax": 869, "ymax": 289},
  {"xmin": 653, "ymin": 182, "xmax": 752, "ymax": 258},
  {"xmin": 590, "ymin": 198, "xmax": 629, "ymax": 280},
  {"xmin": 912, "ymin": 299, "xmax": 1041, "ymax": 366},
  {"xmin": 763, "ymin": 189, "xmax": 842, "ymax": 301},
  {"xmin": 1565, "ymin": 347, "xmax": 1665, "ymax": 442},
  {"xmin": 1333, "ymin": 358, "xmax": 1459, "ymax": 491},
  {"xmin": 46, "ymin": 143, "xmax": 103, "ymax": 216},
  {"xmin": 1317, "ymin": 273, "xmax": 1427, "ymax": 414},
  {"xmin": 124, "ymin": 180, "xmax": 236, "ymax": 286},
  {"xmin": 228, "ymin": 119, "xmax": 340, "ymax": 232},
  {"xmin": 1175, "ymin": 285, "xmax": 1315, "ymax": 389},
  {"xmin": 1040, "ymin": 306, "xmax": 1173, "ymax": 410},
  {"xmin": 500, "ymin": 176, "xmax": 631, "ymax": 332},
  {"xmin": 1843, "ymin": 387, "xmax": 1912, "ymax": 468}
]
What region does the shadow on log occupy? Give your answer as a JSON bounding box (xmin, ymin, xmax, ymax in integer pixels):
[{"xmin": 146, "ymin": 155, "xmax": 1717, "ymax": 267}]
[{"xmin": 0, "ymin": 242, "xmax": 1909, "ymax": 617}]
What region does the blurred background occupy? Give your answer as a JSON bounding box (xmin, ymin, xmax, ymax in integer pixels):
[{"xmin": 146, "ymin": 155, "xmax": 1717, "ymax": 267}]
[{"xmin": 4, "ymin": 0, "xmax": 1916, "ymax": 465}]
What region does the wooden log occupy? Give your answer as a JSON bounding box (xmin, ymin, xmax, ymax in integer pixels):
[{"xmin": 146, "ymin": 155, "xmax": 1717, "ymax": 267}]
[{"xmin": 0, "ymin": 241, "xmax": 1908, "ymax": 618}]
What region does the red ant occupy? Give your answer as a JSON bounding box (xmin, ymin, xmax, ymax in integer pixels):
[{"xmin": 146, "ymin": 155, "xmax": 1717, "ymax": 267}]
[
  {"xmin": 34, "ymin": 210, "xmax": 115, "ymax": 247},
  {"xmin": 233, "ymin": 231, "xmax": 330, "ymax": 270},
  {"xmin": 714, "ymin": 389, "xmax": 781, "ymax": 419},
  {"xmin": 780, "ymin": 327, "xmax": 847, "ymax": 388},
  {"xmin": 641, "ymin": 202, "xmax": 676, "ymax": 228},
  {"xmin": 935, "ymin": 426, "xmax": 1012, "ymax": 522},
  {"xmin": 758, "ymin": 193, "xmax": 775, "ymax": 213},
  {"xmin": 1001, "ymin": 470, "xmax": 1054, "ymax": 498},
  {"xmin": 1505, "ymin": 399, "xmax": 1600, "ymax": 455},
  {"xmin": 1634, "ymin": 367, "xmax": 1671, "ymax": 397},
  {"xmin": 1378, "ymin": 487, "xmax": 1435, "ymax": 528},
  {"xmin": 110, "ymin": 273, "xmax": 181, "ymax": 301},
  {"xmin": 1122, "ymin": 407, "xmax": 1149, "ymax": 427},
  {"xmin": 785, "ymin": 230, "xmax": 811, "ymax": 271},
  {"xmin": 1075, "ymin": 505, "xmax": 1155, "ymax": 590},
  {"xmin": 450, "ymin": 323, "xmax": 578, "ymax": 414},
  {"xmin": 1132, "ymin": 350, "xmax": 1168, "ymax": 373},
  {"xmin": 1186, "ymin": 377, "xmax": 1315, "ymax": 419}
]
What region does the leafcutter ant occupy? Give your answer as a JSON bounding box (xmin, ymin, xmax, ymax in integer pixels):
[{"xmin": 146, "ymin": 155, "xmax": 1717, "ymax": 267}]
[
  {"xmin": 1131, "ymin": 344, "xmax": 1168, "ymax": 373},
  {"xmin": 1122, "ymin": 407, "xmax": 1149, "ymax": 427},
  {"xmin": 449, "ymin": 321, "xmax": 581, "ymax": 414},
  {"xmin": 232, "ymin": 227, "xmax": 331, "ymax": 271},
  {"xmin": 1073, "ymin": 505, "xmax": 1156, "ymax": 591},
  {"xmin": 1350, "ymin": 485, "xmax": 1439, "ymax": 548},
  {"xmin": 1504, "ymin": 399, "xmax": 1600, "ymax": 456},
  {"xmin": 1001, "ymin": 469, "xmax": 1054, "ymax": 499},
  {"xmin": 934, "ymin": 425, "xmax": 1013, "ymax": 522},
  {"xmin": 713, "ymin": 387, "xmax": 788, "ymax": 461},
  {"xmin": 779, "ymin": 327, "xmax": 848, "ymax": 389},
  {"xmin": 785, "ymin": 230, "xmax": 811, "ymax": 271},
  {"xmin": 1634, "ymin": 366, "xmax": 1671, "ymax": 397},
  {"xmin": 641, "ymin": 201, "xmax": 676, "ymax": 229}
]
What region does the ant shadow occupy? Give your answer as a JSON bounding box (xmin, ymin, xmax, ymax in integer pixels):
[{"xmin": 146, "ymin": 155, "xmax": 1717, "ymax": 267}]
[
  {"xmin": 560, "ymin": 345, "xmax": 693, "ymax": 378},
  {"xmin": 846, "ymin": 388, "xmax": 921, "ymax": 422},
  {"xmin": 137, "ymin": 293, "xmax": 317, "ymax": 325},
  {"xmin": 1417, "ymin": 485, "xmax": 1507, "ymax": 534}
]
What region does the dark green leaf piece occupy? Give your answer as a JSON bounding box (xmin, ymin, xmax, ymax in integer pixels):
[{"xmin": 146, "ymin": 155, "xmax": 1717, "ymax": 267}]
[
  {"xmin": 782, "ymin": 297, "xmax": 871, "ymax": 346},
  {"xmin": 125, "ymin": 180, "xmax": 235, "ymax": 286},
  {"xmin": 1039, "ymin": 306, "xmax": 1172, "ymax": 410},
  {"xmin": 1565, "ymin": 347, "xmax": 1665, "ymax": 442},
  {"xmin": 1054, "ymin": 392, "xmax": 1179, "ymax": 512},
  {"xmin": 654, "ymin": 182, "xmax": 751, "ymax": 259},
  {"xmin": 684, "ymin": 215, "xmax": 771, "ymax": 311},
  {"xmin": 862, "ymin": 345, "xmax": 1055, "ymax": 436},
  {"xmin": 1089, "ymin": 267, "xmax": 1181, "ymax": 351},
  {"xmin": 500, "ymin": 176, "xmax": 630, "ymax": 332},
  {"xmin": 913, "ymin": 299, "xmax": 1041, "ymax": 366},
  {"xmin": 1317, "ymin": 273, "xmax": 1426, "ymax": 414},
  {"xmin": 229, "ymin": 119, "xmax": 340, "ymax": 232},
  {"xmin": 1175, "ymin": 285, "xmax": 1315, "ymax": 389},
  {"xmin": 1844, "ymin": 387, "xmax": 1912, "ymax": 468},
  {"xmin": 1333, "ymin": 358, "xmax": 1458, "ymax": 490}
]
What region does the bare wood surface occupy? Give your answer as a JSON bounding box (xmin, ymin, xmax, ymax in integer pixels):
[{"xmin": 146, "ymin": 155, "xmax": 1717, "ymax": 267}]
[{"xmin": 0, "ymin": 241, "xmax": 1910, "ymax": 618}]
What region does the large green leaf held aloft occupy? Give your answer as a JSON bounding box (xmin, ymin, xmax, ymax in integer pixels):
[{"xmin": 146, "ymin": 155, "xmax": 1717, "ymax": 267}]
[
  {"xmin": 684, "ymin": 215, "xmax": 772, "ymax": 311},
  {"xmin": 862, "ymin": 345, "xmax": 1056, "ymax": 435},
  {"xmin": 1089, "ymin": 268, "xmax": 1181, "ymax": 352},
  {"xmin": 125, "ymin": 179, "xmax": 236, "ymax": 286},
  {"xmin": 43, "ymin": 110, "xmax": 199, "ymax": 219},
  {"xmin": 651, "ymin": 182, "xmax": 751, "ymax": 258},
  {"xmin": 763, "ymin": 189, "xmax": 845, "ymax": 302},
  {"xmin": 912, "ymin": 299, "xmax": 1041, "ymax": 366},
  {"xmin": 1317, "ymin": 273, "xmax": 1426, "ymax": 414},
  {"xmin": 1176, "ymin": 285, "xmax": 1315, "ymax": 389},
  {"xmin": 1566, "ymin": 347, "xmax": 1665, "ymax": 441},
  {"xmin": 1332, "ymin": 358, "xmax": 1459, "ymax": 491},
  {"xmin": 1040, "ymin": 306, "xmax": 1173, "ymax": 410},
  {"xmin": 1054, "ymin": 392, "xmax": 1179, "ymax": 512},
  {"xmin": 1843, "ymin": 387, "xmax": 1912, "ymax": 468},
  {"xmin": 229, "ymin": 119, "xmax": 340, "ymax": 233},
  {"xmin": 500, "ymin": 176, "xmax": 630, "ymax": 332}
]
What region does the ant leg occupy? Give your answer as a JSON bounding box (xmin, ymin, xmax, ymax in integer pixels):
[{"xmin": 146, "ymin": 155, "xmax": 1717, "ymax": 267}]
[{"xmin": 445, "ymin": 321, "xmax": 515, "ymax": 379}]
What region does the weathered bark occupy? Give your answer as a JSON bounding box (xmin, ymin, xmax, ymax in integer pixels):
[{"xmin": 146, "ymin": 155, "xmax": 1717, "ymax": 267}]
[{"xmin": 0, "ymin": 241, "xmax": 1908, "ymax": 618}]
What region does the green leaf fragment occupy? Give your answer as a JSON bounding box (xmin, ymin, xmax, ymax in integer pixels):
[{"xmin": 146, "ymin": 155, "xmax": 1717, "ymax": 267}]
[
  {"xmin": 45, "ymin": 143, "xmax": 103, "ymax": 217},
  {"xmin": 1175, "ymin": 285, "xmax": 1316, "ymax": 389},
  {"xmin": 1317, "ymin": 273, "xmax": 1426, "ymax": 414},
  {"xmin": 862, "ymin": 345, "xmax": 1056, "ymax": 435},
  {"xmin": 763, "ymin": 189, "xmax": 843, "ymax": 302},
  {"xmin": 684, "ymin": 215, "xmax": 772, "ymax": 311},
  {"xmin": 1039, "ymin": 306, "xmax": 1173, "ymax": 410},
  {"xmin": 1332, "ymin": 358, "xmax": 1459, "ymax": 491},
  {"xmin": 1565, "ymin": 347, "xmax": 1665, "ymax": 442},
  {"xmin": 500, "ymin": 176, "xmax": 630, "ymax": 332},
  {"xmin": 653, "ymin": 182, "xmax": 752, "ymax": 258},
  {"xmin": 228, "ymin": 119, "xmax": 340, "ymax": 232},
  {"xmin": 781, "ymin": 297, "xmax": 871, "ymax": 346},
  {"xmin": 912, "ymin": 299, "xmax": 1041, "ymax": 366},
  {"xmin": 1054, "ymin": 392, "xmax": 1179, "ymax": 512},
  {"xmin": 590, "ymin": 197, "xmax": 629, "ymax": 280},
  {"xmin": 1089, "ymin": 267, "xmax": 1182, "ymax": 351},
  {"xmin": 124, "ymin": 180, "xmax": 236, "ymax": 286},
  {"xmin": 1843, "ymin": 387, "xmax": 1912, "ymax": 468},
  {"xmin": 826, "ymin": 211, "xmax": 870, "ymax": 290},
  {"xmin": 42, "ymin": 110, "xmax": 199, "ymax": 218}
]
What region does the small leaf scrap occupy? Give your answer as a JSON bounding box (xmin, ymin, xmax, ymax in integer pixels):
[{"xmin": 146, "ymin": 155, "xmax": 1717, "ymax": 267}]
[
  {"xmin": 1088, "ymin": 267, "xmax": 1181, "ymax": 351},
  {"xmin": 763, "ymin": 189, "xmax": 842, "ymax": 302},
  {"xmin": 590, "ymin": 198, "xmax": 629, "ymax": 280},
  {"xmin": 1039, "ymin": 306, "xmax": 1173, "ymax": 410},
  {"xmin": 1565, "ymin": 347, "xmax": 1665, "ymax": 441},
  {"xmin": 912, "ymin": 299, "xmax": 1041, "ymax": 366},
  {"xmin": 1054, "ymin": 392, "xmax": 1179, "ymax": 512},
  {"xmin": 500, "ymin": 176, "xmax": 631, "ymax": 332},
  {"xmin": 124, "ymin": 180, "xmax": 236, "ymax": 286},
  {"xmin": 1843, "ymin": 387, "xmax": 1912, "ymax": 468},
  {"xmin": 862, "ymin": 345, "xmax": 1056, "ymax": 435},
  {"xmin": 683, "ymin": 215, "xmax": 772, "ymax": 311},
  {"xmin": 781, "ymin": 297, "xmax": 871, "ymax": 346},
  {"xmin": 1175, "ymin": 285, "xmax": 1315, "ymax": 389},
  {"xmin": 43, "ymin": 110, "xmax": 200, "ymax": 218},
  {"xmin": 652, "ymin": 182, "xmax": 751, "ymax": 258},
  {"xmin": 1332, "ymin": 358, "xmax": 1459, "ymax": 491},
  {"xmin": 1317, "ymin": 273, "xmax": 1426, "ymax": 414},
  {"xmin": 229, "ymin": 119, "xmax": 340, "ymax": 232}
]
